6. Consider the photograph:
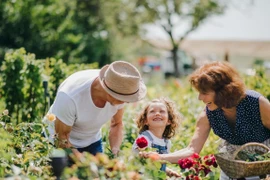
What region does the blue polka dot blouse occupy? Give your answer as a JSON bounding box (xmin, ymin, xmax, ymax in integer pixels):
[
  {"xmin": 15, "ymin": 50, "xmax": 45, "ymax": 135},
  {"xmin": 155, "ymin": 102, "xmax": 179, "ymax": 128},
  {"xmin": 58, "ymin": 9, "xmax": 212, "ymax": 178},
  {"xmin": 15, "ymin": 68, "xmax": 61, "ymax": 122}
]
[{"xmin": 206, "ymin": 90, "xmax": 270, "ymax": 145}]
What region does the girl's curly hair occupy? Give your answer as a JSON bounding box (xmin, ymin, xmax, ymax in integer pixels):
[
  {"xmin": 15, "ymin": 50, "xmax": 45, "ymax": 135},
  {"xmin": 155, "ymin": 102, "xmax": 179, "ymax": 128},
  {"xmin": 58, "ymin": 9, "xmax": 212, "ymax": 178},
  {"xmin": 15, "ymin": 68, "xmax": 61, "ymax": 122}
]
[{"xmin": 136, "ymin": 97, "xmax": 182, "ymax": 139}]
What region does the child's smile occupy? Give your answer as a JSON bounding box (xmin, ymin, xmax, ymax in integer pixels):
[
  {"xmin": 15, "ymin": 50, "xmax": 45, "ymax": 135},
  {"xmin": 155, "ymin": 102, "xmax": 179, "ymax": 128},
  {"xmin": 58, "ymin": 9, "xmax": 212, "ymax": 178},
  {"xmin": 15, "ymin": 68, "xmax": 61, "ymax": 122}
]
[{"xmin": 146, "ymin": 102, "xmax": 170, "ymax": 128}]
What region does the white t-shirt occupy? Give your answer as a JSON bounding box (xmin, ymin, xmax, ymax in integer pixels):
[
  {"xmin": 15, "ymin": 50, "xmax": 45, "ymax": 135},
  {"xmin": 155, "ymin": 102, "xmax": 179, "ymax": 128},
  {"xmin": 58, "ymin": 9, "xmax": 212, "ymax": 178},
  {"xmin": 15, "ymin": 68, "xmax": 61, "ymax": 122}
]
[
  {"xmin": 132, "ymin": 130, "xmax": 172, "ymax": 152},
  {"xmin": 47, "ymin": 69, "xmax": 124, "ymax": 148}
]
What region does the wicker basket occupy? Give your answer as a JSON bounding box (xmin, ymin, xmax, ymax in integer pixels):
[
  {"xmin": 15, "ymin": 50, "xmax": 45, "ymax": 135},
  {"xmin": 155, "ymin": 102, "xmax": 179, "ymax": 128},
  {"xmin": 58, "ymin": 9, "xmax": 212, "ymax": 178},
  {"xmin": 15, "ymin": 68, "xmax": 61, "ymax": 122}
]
[{"xmin": 215, "ymin": 142, "xmax": 270, "ymax": 179}]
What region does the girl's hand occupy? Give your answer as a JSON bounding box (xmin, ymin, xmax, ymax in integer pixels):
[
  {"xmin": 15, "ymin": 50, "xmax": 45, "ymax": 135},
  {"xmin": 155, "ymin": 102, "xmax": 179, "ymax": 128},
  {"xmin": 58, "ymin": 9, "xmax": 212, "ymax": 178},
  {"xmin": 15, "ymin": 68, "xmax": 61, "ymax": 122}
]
[{"xmin": 139, "ymin": 151, "xmax": 160, "ymax": 161}]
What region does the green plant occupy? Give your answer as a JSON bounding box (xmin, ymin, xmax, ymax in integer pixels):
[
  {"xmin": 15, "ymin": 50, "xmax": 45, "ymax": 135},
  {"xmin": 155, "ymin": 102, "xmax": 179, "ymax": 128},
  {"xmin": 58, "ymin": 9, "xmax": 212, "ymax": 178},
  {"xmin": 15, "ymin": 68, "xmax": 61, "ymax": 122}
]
[
  {"xmin": 244, "ymin": 67, "xmax": 270, "ymax": 101},
  {"xmin": 1, "ymin": 48, "xmax": 25, "ymax": 123},
  {"xmin": 0, "ymin": 110, "xmax": 54, "ymax": 179},
  {"xmin": 22, "ymin": 53, "xmax": 44, "ymax": 122},
  {"xmin": 0, "ymin": 110, "xmax": 14, "ymax": 177},
  {"xmin": 62, "ymin": 148, "xmax": 167, "ymax": 180},
  {"xmin": 1, "ymin": 48, "xmax": 44, "ymax": 123}
]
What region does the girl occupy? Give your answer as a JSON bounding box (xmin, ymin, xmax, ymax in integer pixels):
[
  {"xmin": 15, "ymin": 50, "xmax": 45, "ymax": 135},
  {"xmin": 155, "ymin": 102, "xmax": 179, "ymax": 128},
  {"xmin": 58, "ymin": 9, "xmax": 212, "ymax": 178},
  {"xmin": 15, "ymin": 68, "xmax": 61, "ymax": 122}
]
[{"xmin": 132, "ymin": 97, "xmax": 181, "ymax": 176}]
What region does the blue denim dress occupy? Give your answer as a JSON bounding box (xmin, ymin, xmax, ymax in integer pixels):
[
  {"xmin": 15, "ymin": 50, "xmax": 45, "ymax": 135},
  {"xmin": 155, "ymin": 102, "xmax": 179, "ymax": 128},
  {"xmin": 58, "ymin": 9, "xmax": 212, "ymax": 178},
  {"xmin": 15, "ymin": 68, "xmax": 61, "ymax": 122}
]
[{"xmin": 141, "ymin": 131, "xmax": 168, "ymax": 171}]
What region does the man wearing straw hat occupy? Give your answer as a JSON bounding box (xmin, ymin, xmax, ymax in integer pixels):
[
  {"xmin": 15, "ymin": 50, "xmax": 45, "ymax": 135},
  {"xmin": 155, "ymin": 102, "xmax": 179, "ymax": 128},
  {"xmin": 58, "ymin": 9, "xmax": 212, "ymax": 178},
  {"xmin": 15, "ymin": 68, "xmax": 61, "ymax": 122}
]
[{"xmin": 46, "ymin": 61, "xmax": 147, "ymax": 156}]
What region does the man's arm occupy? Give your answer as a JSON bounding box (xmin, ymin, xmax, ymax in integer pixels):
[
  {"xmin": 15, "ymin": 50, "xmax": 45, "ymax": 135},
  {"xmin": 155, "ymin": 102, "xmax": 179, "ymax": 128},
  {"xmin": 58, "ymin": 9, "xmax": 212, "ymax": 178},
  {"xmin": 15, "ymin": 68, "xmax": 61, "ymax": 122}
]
[
  {"xmin": 109, "ymin": 108, "xmax": 124, "ymax": 156},
  {"xmin": 54, "ymin": 117, "xmax": 73, "ymax": 148}
]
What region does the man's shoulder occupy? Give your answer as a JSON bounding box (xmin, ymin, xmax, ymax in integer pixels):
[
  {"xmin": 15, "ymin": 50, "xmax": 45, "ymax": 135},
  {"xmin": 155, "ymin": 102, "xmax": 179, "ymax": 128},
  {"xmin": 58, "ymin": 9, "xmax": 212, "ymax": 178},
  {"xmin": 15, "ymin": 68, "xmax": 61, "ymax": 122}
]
[
  {"xmin": 70, "ymin": 69, "xmax": 100, "ymax": 78},
  {"xmin": 60, "ymin": 69, "xmax": 100, "ymax": 90}
]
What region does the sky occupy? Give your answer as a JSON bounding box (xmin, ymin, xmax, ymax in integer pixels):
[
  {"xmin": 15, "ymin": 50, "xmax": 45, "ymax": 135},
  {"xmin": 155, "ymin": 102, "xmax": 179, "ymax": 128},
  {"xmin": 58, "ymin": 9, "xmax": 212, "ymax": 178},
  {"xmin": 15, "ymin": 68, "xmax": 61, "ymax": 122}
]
[{"xmin": 145, "ymin": 0, "xmax": 270, "ymax": 41}]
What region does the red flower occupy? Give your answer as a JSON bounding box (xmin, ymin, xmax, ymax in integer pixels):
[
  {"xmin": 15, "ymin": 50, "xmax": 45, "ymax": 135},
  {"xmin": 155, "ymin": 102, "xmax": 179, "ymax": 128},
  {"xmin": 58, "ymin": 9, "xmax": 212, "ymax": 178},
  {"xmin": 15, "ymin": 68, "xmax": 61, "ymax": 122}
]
[
  {"xmin": 186, "ymin": 175, "xmax": 201, "ymax": 180},
  {"xmin": 178, "ymin": 157, "xmax": 195, "ymax": 169},
  {"xmin": 136, "ymin": 136, "xmax": 148, "ymax": 149},
  {"xmin": 178, "ymin": 153, "xmax": 218, "ymax": 179},
  {"xmin": 198, "ymin": 165, "xmax": 211, "ymax": 176},
  {"xmin": 203, "ymin": 154, "xmax": 218, "ymax": 167},
  {"xmin": 191, "ymin": 153, "xmax": 200, "ymax": 159}
]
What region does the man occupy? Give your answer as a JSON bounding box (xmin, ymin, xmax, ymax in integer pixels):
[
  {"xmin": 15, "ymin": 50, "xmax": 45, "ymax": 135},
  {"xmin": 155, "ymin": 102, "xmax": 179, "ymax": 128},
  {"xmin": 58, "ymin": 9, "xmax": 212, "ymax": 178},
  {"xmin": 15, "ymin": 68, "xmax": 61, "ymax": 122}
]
[{"xmin": 46, "ymin": 61, "xmax": 147, "ymax": 156}]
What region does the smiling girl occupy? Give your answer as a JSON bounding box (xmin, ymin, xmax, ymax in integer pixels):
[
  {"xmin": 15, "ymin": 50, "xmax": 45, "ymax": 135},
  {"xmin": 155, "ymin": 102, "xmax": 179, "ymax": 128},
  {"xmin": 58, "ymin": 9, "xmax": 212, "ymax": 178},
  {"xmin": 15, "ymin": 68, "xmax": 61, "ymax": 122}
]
[{"xmin": 132, "ymin": 97, "xmax": 181, "ymax": 176}]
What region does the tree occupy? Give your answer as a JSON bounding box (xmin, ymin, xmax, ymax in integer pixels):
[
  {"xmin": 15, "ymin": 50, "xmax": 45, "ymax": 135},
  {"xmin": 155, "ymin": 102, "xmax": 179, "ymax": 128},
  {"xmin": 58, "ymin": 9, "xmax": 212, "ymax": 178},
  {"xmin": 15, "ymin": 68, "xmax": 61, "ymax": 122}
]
[
  {"xmin": 0, "ymin": 0, "xmax": 111, "ymax": 66},
  {"xmin": 103, "ymin": 0, "xmax": 225, "ymax": 77}
]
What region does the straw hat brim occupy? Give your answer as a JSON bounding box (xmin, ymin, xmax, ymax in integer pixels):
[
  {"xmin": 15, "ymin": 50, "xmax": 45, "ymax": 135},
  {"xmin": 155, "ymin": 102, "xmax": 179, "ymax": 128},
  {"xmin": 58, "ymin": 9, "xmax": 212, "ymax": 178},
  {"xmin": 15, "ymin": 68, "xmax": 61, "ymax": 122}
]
[{"xmin": 99, "ymin": 65, "xmax": 147, "ymax": 103}]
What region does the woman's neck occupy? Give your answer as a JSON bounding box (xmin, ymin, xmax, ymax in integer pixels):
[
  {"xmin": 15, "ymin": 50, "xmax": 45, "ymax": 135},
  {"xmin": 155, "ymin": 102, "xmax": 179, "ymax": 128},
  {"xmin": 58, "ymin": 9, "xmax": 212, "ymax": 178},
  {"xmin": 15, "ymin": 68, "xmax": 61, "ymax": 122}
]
[
  {"xmin": 222, "ymin": 107, "xmax": 237, "ymax": 128},
  {"xmin": 221, "ymin": 107, "xmax": 237, "ymax": 120}
]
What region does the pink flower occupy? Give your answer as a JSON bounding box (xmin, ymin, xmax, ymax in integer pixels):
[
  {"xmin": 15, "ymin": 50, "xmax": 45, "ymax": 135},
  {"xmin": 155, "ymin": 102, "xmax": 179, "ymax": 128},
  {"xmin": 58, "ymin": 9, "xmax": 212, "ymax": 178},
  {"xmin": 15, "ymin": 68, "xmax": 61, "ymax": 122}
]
[{"xmin": 136, "ymin": 136, "xmax": 148, "ymax": 149}]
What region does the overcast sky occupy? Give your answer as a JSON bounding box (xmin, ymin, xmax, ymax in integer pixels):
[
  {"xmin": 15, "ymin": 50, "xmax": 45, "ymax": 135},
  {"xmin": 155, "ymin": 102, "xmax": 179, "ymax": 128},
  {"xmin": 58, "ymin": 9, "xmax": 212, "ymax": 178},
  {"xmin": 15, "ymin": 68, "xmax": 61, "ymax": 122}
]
[{"xmin": 145, "ymin": 0, "xmax": 270, "ymax": 41}]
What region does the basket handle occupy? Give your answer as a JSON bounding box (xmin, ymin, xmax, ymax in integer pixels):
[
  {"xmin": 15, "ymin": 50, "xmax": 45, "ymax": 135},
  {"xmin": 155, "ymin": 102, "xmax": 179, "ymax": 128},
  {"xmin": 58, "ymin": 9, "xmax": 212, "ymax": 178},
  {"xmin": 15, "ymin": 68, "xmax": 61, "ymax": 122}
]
[{"xmin": 232, "ymin": 142, "xmax": 270, "ymax": 160}]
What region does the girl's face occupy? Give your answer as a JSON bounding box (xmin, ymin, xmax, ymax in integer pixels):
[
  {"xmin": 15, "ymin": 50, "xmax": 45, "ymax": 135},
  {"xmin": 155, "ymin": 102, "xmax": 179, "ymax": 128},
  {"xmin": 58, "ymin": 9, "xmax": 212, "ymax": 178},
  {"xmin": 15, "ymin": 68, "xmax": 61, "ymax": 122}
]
[
  {"xmin": 146, "ymin": 102, "xmax": 170, "ymax": 128},
  {"xmin": 198, "ymin": 91, "xmax": 218, "ymax": 111}
]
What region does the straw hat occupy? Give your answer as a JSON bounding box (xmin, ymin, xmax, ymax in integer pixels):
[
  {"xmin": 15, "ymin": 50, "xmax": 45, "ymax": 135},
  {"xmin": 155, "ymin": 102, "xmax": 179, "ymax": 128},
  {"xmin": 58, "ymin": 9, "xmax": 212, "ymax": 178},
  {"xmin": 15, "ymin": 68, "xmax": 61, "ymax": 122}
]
[{"xmin": 99, "ymin": 61, "xmax": 147, "ymax": 102}]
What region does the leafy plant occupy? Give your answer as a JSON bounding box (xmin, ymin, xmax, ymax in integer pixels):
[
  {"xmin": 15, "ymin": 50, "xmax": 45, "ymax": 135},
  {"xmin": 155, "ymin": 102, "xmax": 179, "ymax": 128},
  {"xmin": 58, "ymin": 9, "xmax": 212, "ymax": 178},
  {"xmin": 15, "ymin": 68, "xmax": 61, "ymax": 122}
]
[
  {"xmin": 1, "ymin": 48, "xmax": 44, "ymax": 123},
  {"xmin": 0, "ymin": 110, "xmax": 14, "ymax": 177},
  {"xmin": 0, "ymin": 109, "xmax": 54, "ymax": 179},
  {"xmin": 1, "ymin": 48, "xmax": 25, "ymax": 123},
  {"xmin": 62, "ymin": 149, "xmax": 167, "ymax": 180},
  {"xmin": 237, "ymin": 150, "xmax": 270, "ymax": 162}
]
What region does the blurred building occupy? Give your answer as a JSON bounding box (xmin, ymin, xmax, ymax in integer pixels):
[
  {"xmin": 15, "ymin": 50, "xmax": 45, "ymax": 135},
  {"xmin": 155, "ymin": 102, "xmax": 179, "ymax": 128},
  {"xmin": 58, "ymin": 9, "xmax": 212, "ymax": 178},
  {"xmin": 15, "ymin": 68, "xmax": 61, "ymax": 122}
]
[{"xmin": 148, "ymin": 39, "xmax": 270, "ymax": 73}]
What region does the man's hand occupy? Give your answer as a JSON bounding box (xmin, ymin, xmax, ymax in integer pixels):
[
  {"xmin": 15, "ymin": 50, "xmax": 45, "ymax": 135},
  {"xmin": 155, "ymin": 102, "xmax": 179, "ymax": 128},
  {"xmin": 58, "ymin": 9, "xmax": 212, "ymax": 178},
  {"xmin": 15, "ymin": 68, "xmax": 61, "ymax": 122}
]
[
  {"xmin": 71, "ymin": 148, "xmax": 83, "ymax": 160},
  {"xmin": 55, "ymin": 118, "xmax": 72, "ymax": 148},
  {"xmin": 109, "ymin": 109, "xmax": 124, "ymax": 158},
  {"xmin": 111, "ymin": 147, "xmax": 120, "ymax": 157}
]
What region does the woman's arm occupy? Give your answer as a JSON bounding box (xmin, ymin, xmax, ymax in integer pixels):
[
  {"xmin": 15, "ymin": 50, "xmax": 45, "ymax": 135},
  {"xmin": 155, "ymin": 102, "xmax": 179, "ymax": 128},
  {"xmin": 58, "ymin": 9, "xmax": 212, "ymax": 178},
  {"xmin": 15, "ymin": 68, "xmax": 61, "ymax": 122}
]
[
  {"xmin": 159, "ymin": 111, "xmax": 211, "ymax": 163},
  {"xmin": 259, "ymin": 96, "xmax": 270, "ymax": 129}
]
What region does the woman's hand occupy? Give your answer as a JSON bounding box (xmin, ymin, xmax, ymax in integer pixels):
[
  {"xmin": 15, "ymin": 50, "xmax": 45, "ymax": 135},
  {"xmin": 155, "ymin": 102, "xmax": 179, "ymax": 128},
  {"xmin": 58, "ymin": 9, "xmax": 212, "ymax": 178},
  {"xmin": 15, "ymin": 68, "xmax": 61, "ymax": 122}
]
[{"xmin": 166, "ymin": 168, "xmax": 181, "ymax": 177}]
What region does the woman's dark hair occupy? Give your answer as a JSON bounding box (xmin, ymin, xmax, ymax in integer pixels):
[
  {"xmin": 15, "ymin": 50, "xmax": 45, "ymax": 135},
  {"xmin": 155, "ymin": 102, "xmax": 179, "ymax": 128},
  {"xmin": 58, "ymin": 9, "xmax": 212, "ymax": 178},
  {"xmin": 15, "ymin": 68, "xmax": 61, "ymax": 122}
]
[{"xmin": 189, "ymin": 61, "xmax": 246, "ymax": 108}]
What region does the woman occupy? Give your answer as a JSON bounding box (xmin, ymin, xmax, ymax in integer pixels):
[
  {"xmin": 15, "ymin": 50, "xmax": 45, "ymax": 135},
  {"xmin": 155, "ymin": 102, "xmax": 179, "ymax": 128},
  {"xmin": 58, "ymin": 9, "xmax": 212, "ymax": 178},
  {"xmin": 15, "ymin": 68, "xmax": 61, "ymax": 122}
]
[{"xmin": 141, "ymin": 61, "xmax": 270, "ymax": 180}]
